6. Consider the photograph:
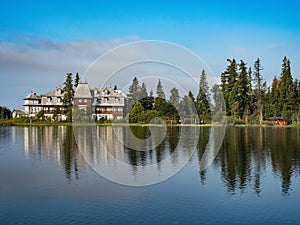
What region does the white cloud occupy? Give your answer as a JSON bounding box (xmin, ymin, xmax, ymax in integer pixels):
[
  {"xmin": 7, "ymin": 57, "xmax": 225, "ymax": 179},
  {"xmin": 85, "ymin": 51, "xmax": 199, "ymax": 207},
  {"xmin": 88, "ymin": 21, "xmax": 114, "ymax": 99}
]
[{"xmin": 0, "ymin": 35, "xmax": 140, "ymax": 109}]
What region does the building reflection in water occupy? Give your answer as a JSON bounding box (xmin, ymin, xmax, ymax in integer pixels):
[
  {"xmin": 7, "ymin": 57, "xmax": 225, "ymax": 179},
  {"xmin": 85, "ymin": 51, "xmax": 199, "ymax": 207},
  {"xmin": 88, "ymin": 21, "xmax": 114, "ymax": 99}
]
[
  {"xmin": 23, "ymin": 126, "xmax": 85, "ymax": 182},
  {"xmin": 73, "ymin": 125, "xmax": 197, "ymax": 186},
  {"xmin": 22, "ymin": 126, "xmax": 300, "ymax": 194}
]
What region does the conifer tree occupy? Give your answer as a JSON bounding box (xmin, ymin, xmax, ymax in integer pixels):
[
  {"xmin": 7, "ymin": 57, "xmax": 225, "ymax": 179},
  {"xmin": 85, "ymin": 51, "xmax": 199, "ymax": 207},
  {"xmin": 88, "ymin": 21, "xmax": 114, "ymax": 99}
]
[
  {"xmin": 127, "ymin": 77, "xmax": 140, "ymax": 112},
  {"xmin": 279, "ymin": 57, "xmax": 295, "ymax": 122},
  {"xmin": 156, "ymin": 79, "xmax": 166, "ymax": 99},
  {"xmin": 74, "ymin": 72, "xmax": 80, "ymax": 87},
  {"xmin": 270, "ymin": 76, "xmax": 280, "ymax": 116},
  {"xmin": 196, "ymin": 69, "xmax": 211, "ymax": 123},
  {"xmin": 253, "ymin": 58, "xmax": 264, "ymax": 122},
  {"xmin": 221, "ymin": 59, "xmax": 238, "ymax": 116},
  {"xmin": 139, "ymin": 82, "xmax": 152, "ymax": 110},
  {"xmin": 170, "ymin": 87, "xmax": 180, "ymax": 108},
  {"xmin": 62, "ymin": 72, "xmax": 74, "ymax": 122},
  {"xmin": 236, "ymin": 60, "xmax": 250, "ymax": 119}
]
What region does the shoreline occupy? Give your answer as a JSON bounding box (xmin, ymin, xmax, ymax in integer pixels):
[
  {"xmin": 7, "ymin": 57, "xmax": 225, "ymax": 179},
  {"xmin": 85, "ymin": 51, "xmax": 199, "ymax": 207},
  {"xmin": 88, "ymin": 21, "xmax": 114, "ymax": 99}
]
[{"xmin": 1, "ymin": 120, "xmax": 300, "ymax": 128}]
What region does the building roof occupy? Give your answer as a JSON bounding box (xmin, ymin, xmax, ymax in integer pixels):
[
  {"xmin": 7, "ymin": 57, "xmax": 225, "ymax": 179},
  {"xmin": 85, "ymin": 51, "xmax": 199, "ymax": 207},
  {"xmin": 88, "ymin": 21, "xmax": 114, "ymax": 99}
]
[
  {"xmin": 24, "ymin": 92, "xmax": 40, "ymax": 100},
  {"xmin": 42, "ymin": 87, "xmax": 64, "ymax": 97},
  {"xmin": 74, "ymin": 82, "xmax": 93, "ymax": 99}
]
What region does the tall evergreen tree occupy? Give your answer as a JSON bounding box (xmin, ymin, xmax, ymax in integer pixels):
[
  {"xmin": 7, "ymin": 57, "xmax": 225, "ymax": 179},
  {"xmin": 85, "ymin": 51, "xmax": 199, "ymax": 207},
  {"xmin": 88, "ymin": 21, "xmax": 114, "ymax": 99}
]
[
  {"xmin": 62, "ymin": 72, "xmax": 74, "ymax": 122},
  {"xmin": 179, "ymin": 92, "xmax": 197, "ymax": 120},
  {"xmin": 221, "ymin": 59, "xmax": 238, "ymax": 116},
  {"xmin": 211, "ymin": 84, "xmax": 225, "ymax": 122},
  {"xmin": 74, "ymin": 72, "xmax": 80, "ymax": 87},
  {"xmin": 236, "ymin": 60, "xmax": 250, "ymax": 118},
  {"xmin": 270, "ymin": 76, "xmax": 280, "ymax": 116},
  {"xmin": 156, "ymin": 79, "xmax": 166, "ymax": 99},
  {"xmin": 253, "ymin": 58, "xmax": 264, "ymax": 122},
  {"xmin": 196, "ymin": 69, "xmax": 211, "ymax": 123},
  {"xmin": 127, "ymin": 77, "xmax": 140, "ymax": 112},
  {"xmin": 139, "ymin": 82, "xmax": 152, "ymax": 110},
  {"xmin": 279, "ymin": 57, "xmax": 295, "ymax": 122},
  {"xmin": 129, "ymin": 77, "xmax": 140, "ymax": 102},
  {"xmin": 170, "ymin": 87, "xmax": 180, "ymax": 108}
]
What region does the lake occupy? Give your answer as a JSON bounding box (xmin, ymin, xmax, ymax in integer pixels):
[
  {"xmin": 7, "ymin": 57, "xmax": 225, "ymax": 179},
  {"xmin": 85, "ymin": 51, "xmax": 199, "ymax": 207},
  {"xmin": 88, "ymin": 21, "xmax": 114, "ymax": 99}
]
[{"xmin": 0, "ymin": 126, "xmax": 300, "ymax": 225}]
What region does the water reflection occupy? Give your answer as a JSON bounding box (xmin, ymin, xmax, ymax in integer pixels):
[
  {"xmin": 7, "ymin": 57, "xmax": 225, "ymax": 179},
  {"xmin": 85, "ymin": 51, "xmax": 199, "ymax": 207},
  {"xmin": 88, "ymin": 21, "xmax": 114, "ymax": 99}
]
[
  {"xmin": 23, "ymin": 126, "xmax": 84, "ymax": 182},
  {"xmin": 200, "ymin": 127, "xmax": 300, "ymax": 196},
  {"xmin": 73, "ymin": 125, "xmax": 198, "ymax": 185},
  {"xmin": 21, "ymin": 126, "xmax": 300, "ymax": 194}
]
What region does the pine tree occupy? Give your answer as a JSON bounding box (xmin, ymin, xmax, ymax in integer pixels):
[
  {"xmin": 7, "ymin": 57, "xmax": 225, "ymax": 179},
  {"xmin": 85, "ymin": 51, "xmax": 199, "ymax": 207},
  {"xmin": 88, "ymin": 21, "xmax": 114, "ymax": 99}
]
[
  {"xmin": 62, "ymin": 72, "xmax": 74, "ymax": 122},
  {"xmin": 179, "ymin": 92, "xmax": 197, "ymax": 120},
  {"xmin": 63, "ymin": 73, "xmax": 74, "ymax": 107},
  {"xmin": 127, "ymin": 77, "xmax": 140, "ymax": 113},
  {"xmin": 196, "ymin": 69, "xmax": 211, "ymax": 123},
  {"xmin": 139, "ymin": 82, "xmax": 152, "ymax": 110},
  {"xmin": 170, "ymin": 87, "xmax": 180, "ymax": 108},
  {"xmin": 74, "ymin": 72, "xmax": 80, "ymax": 87},
  {"xmin": 211, "ymin": 84, "xmax": 225, "ymax": 122},
  {"xmin": 279, "ymin": 57, "xmax": 295, "ymax": 122},
  {"xmin": 156, "ymin": 79, "xmax": 166, "ymax": 99},
  {"xmin": 129, "ymin": 77, "xmax": 139, "ymax": 101},
  {"xmin": 270, "ymin": 76, "xmax": 280, "ymax": 116},
  {"xmin": 253, "ymin": 58, "xmax": 264, "ymax": 122},
  {"xmin": 221, "ymin": 59, "xmax": 238, "ymax": 116},
  {"xmin": 236, "ymin": 60, "xmax": 250, "ymax": 119}
]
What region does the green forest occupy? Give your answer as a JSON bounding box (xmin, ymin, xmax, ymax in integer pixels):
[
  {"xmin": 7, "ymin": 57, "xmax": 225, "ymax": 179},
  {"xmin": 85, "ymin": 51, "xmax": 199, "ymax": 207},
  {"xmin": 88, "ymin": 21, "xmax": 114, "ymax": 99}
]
[{"xmin": 127, "ymin": 56, "xmax": 300, "ymax": 125}]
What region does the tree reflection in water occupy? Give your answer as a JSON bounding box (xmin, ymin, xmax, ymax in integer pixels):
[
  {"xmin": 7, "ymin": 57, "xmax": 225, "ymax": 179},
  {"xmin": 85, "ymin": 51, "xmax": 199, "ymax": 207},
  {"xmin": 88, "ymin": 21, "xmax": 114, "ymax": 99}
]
[
  {"xmin": 23, "ymin": 126, "xmax": 300, "ymax": 195},
  {"xmin": 198, "ymin": 127, "xmax": 300, "ymax": 196}
]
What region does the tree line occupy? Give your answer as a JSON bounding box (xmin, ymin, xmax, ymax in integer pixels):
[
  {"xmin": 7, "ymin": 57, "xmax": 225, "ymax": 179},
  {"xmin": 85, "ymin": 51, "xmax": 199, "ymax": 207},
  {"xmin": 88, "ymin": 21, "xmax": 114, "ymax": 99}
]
[
  {"xmin": 220, "ymin": 57, "xmax": 299, "ymax": 124},
  {"xmin": 127, "ymin": 70, "xmax": 211, "ymax": 124},
  {"xmin": 128, "ymin": 56, "xmax": 300, "ymax": 124}
]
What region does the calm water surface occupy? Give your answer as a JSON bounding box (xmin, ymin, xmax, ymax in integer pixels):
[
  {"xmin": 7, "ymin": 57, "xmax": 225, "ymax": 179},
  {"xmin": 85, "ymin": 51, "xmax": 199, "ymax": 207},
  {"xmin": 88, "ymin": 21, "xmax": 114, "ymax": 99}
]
[{"xmin": 0, "ymin": 126, "xmax": 300, "ymax": 225}]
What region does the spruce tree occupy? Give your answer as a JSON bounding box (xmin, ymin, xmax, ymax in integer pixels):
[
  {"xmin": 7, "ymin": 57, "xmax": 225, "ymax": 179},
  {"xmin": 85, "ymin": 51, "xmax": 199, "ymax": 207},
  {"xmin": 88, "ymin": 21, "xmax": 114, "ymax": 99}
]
[
  {"xmin": 170, "ymin": 87, "xmax": 180, "ymax": 108},
  {"xmin": 236, "ymin": 60, "xmax": 250, "ymax": 119},
  {"xmin": 127, "ymin": 77, "xmax": 140, "ymax": 112},
  {"xmin": 156, "ymin": 79, "xmax": 166, "ymax": 99},
  {"xmin": 196, "ymin": 69, "xmax": 211, "ymax": 123},
  {"xmin": 253, "ymin": 58, "xmax": 264, "ymax": 122},
  {"xmin": 74, "ymin": 72, "xmax": 80, "ymax": 87},
  {"xmin": 62, "ymin": 72, "xmax": 74, "ymax": 122},
  {"xmin": 221, "ymin": 59, "xmax": 238, "ymax": 116},
  {"xmin": 279, "ymin": 57, "xmax": 295, "ymax": 122},
  {"xmin": 270, "ymin": 76, "xmax": 280, "ymax": 116},
  {"xmin": 139, "ymin": 82, "xmax": 152, "ymax": 110}
]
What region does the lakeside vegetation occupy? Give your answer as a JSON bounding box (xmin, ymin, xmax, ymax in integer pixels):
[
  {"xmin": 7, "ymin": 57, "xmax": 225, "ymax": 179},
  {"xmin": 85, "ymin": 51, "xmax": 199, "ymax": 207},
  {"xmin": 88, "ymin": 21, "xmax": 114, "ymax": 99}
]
[{"xmin": 1, "ymin": 56, "xmax": 299, "ymax": 126}]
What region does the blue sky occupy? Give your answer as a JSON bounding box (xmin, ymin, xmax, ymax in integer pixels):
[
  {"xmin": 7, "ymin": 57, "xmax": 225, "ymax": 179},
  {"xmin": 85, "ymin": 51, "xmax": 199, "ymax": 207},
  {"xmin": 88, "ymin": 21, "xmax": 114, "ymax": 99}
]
[{"xmin": 1, "ymin": 1, "xmax": 300, "ymax": 109}]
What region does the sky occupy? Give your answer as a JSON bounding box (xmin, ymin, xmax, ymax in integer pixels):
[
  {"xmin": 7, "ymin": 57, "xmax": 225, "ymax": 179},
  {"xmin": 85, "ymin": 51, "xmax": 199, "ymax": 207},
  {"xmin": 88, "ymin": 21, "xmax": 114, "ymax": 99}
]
[{"xmin": 1, "ymin": 0, "xmax": 300, "ymax": 110}]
